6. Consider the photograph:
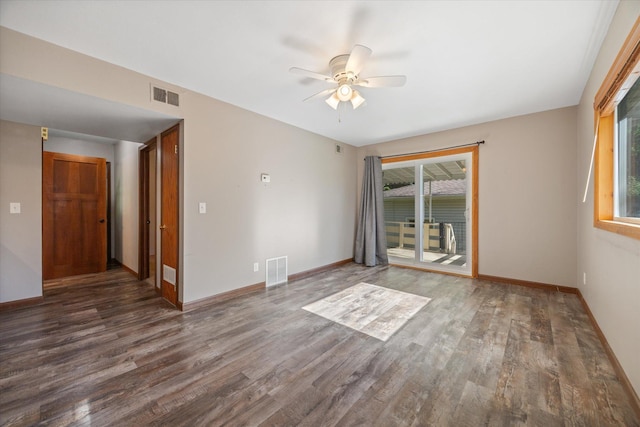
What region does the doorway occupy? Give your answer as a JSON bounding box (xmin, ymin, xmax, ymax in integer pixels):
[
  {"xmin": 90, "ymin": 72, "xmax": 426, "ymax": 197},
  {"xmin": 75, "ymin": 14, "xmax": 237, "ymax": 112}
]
[
  {"xmin": 139, "ymin": 139, "xmax": 158, "ymax": 289},
  {"xmin": 139, "ymin": 124, "xmax": 180, "ymax": 307},
  {"xmin": 381, "ymin": 146, "xmax": 478, "ymax": 277},
  {"xmin": 42, "ymin": 151, "xmax": 107, "ymax": 279}
]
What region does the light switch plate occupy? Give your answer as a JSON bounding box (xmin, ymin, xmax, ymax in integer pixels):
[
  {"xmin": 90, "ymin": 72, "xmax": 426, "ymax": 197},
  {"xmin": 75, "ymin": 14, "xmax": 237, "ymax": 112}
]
[
  {"xmin": 199, "ymin": 202, "xmax": 207, "ymax": 214},
  {"xmin": 10, "ymin": 202, "xmax": 20, "ymax": 214}
]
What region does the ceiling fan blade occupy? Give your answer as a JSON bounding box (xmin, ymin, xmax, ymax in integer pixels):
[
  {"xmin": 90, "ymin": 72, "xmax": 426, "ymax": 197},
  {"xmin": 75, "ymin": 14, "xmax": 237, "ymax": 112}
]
[
  {"xmin": 289, "ymin": 67, "xmax": 332, "ymax": 82},
  {"xmin": 355, "ymin": 75, "xmax": 407, "ymax": 88},
  {"xmin": 303, "ymin": 87, "xmax": 337, "ymax": 102},
  {"xmin": 345, "ymin": 44, "xmax": 372, "ymax": 75}
]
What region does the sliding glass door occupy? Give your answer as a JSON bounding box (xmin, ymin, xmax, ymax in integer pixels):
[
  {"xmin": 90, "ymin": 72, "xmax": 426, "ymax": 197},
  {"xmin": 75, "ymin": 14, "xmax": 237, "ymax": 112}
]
[{"xmin": 382, "ymin": 147, "xmax": 477, "ymax": 276}]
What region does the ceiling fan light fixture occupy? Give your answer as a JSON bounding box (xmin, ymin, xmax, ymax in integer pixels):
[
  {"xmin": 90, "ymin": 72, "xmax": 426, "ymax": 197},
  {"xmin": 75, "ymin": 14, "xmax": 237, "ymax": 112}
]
[
  {"xmin": 337, "ymin": 84, "xmax": 352, "ymax": 102},
  {"xmin": 351, "ymin": 90, "xmax": 365, "ymax": 109},
  {"xmin": 325, "ymin": 92, "xmax": 340, "ymax": 110},
  {"xmin": 291, "ymin": 44, "xmax": 406, "ymax": 112}
]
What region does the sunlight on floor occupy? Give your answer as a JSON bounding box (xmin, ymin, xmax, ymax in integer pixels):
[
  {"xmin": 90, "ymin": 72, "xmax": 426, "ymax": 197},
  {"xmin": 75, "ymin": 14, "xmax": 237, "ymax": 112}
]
[{"xmin": 302, "ymin": 282, "xmax": 431, "ymax": 341}]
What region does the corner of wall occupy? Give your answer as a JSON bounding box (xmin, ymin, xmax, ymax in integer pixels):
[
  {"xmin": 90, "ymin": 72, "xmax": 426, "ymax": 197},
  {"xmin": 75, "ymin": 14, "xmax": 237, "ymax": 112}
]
[{"xmin": 0, "ymin": 120, "xmax": 43, "ymax": 302}]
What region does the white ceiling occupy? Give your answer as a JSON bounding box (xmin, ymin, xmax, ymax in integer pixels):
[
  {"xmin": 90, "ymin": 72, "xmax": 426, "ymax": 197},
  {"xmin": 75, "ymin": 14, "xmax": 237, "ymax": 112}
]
[{"xmin": 0, "ymin": 1, "xmax": 619, "ymax": 147}]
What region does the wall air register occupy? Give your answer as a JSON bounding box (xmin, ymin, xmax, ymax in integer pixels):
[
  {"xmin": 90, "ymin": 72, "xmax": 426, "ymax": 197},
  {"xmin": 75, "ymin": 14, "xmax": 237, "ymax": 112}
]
[
  {"xmin": 266, "ymin": 256, "xmax": 288, "ymax": 287},
  {"xmin": 163, "ymin": 264, "xmax": 176, "ymax": 286},
  {"xmin": 151, "ymin": 84, "xmax": 179, "ymax": 107}
]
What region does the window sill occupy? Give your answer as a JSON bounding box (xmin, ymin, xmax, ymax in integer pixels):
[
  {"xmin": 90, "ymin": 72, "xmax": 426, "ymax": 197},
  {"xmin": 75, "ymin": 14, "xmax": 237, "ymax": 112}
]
[{"xmin": 594, "ymin": 219, "xmax": 640, "ymax": 241}]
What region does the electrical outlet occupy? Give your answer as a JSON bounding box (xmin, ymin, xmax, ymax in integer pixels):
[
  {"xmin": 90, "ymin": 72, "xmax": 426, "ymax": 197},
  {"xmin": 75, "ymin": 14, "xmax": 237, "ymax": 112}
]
[{"xmin": 253, "ymin": 262, "xmax": 259, "ymax": 272}]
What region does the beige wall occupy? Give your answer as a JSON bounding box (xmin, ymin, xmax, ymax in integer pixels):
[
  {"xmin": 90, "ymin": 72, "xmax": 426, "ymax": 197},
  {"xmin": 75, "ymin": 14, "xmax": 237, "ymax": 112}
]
[
  {"xmin": 358, "ymin": 106, "xmax": 578, "ymax": 287},
  {"xmin": 576, "ymin": 1, "xmax": 640, "ymax": 394},
  {"xmin": 114, "ymin": 140, "xmax": 143, "ymax": 272},
  {"xmin": 0, "ymin": 27, "xmax": 357, "ymax": 305},
  {"xmin": 0, "ymin": 28, "xmax": 178, "ymax": 117},
  {"xmin": 44, "ymin": 137, "xmax": 115, "ymax": 162},
  {"xmin": 0, "ymin": 120, "xmax": 42, "ymax": 302},
  {"xmin": 181, "ymin": 91, "xmax": 356, "ymax": 302}
]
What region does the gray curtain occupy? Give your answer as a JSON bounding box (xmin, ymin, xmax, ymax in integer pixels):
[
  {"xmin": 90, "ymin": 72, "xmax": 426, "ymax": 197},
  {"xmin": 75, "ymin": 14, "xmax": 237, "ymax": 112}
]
[{"xmin": 355, "ymin": 156, "xmax": 388, "ymax": 266}]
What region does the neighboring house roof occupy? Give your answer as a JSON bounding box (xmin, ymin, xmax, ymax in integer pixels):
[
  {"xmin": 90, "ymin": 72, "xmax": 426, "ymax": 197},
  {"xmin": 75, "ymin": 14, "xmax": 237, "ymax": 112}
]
[{"xmin": 384, "ymin": 179, "xmax": 466, "ymax": 198}]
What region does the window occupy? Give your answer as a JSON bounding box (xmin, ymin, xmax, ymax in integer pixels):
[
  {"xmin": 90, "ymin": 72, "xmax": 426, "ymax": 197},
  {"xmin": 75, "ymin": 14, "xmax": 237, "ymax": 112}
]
[
  {"xmin": 594, "ymin": 18, "xmax": 640, "ymax": 240},
  {"xmin": 615, "ymin": 77, "xmax": 640, "ymax": 223}
]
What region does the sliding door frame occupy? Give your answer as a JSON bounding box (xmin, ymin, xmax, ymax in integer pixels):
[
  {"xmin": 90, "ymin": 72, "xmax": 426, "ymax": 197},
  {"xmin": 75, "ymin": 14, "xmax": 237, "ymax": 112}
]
[{"xmin": 382, "ymin": 145, "xmax": 478, "ymax": 277}]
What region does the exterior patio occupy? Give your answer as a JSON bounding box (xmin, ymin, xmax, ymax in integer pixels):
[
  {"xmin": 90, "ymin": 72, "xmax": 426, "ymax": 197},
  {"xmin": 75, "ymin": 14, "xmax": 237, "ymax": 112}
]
[
  {"xmin": 383, "ymin": 163, "xmax": 469, "ymax": 270},
  {"xmin": 386, "ymin": 247, "xmax": 467, "ymax": 267}
]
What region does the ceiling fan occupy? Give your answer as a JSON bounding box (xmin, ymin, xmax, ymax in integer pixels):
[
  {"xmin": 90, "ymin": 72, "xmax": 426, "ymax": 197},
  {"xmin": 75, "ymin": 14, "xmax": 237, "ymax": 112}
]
[{"xmin": 290, "ymin": 44, "xmax": 406, "ymax": 110}]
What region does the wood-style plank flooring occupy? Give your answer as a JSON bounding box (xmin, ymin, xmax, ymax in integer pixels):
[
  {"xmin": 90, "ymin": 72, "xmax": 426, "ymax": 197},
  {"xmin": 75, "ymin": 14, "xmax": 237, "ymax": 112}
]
[{"xmin": 1, "ymin": 263, "xmax": 638, "ymax": 426}]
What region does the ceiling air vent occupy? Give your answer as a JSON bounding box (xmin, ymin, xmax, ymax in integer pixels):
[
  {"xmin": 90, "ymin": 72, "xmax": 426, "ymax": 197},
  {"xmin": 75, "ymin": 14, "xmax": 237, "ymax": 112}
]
[{"xmin": 151, "ymin": 84, "xmax": 179, "ymax": 107}]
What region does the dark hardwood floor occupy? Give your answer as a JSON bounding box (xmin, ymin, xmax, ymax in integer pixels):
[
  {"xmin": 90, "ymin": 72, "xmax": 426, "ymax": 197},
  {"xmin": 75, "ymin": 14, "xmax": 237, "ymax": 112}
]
[{"xmin": 1, "ymin": 263, "xmax": 638, "ymax": 426}]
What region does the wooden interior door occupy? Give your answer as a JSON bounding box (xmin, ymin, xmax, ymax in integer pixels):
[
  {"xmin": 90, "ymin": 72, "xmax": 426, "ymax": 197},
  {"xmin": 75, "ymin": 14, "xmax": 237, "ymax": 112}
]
[
  {"xmin": 106, "ymin": 162, "xmax": 112, "ymax": 265},
  {"xmin": 43, "ymin": 152, "xmax": 107, "ymax": 280},
  {"xmin": 160, "ymin": 125, "xmax": 179, "ymax": 305}
]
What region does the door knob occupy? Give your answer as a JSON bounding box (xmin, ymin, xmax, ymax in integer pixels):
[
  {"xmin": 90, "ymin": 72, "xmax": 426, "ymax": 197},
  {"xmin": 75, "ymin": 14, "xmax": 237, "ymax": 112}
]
[
  {"xmin": 99, "ymin": 219, "xmax": 105, "ymax": 223},
  {"xmin": 146, "ymin": 220, "xmax": 151, "ymax": 224},
  {"xmin": 159, "ymin": 225, "xmax": 167, "ymax": 230}
]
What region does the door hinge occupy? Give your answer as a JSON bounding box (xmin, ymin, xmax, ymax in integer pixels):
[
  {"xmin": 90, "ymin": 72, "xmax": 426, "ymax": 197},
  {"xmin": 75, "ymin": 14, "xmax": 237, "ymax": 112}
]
[{"xmin": 174, "ymin": 145, "xmax": 178, "ymax": 154}]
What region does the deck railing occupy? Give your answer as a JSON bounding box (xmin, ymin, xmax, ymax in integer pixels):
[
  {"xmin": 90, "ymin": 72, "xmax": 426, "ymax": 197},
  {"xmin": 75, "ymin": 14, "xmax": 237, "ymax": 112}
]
[{"xmin": 385, "ymin": 221, "xmax": 465, "ymax": 254}]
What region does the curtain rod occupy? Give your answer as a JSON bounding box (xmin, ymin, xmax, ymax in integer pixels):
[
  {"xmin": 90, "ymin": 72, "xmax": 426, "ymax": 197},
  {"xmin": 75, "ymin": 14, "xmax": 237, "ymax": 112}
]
[{"xmin": 376, "ymin": 140, "xmax": 485, "ymax": 160}]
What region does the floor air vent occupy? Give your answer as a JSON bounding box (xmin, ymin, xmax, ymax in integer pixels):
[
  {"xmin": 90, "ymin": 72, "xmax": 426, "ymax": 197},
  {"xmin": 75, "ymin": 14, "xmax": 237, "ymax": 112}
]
[{"xmin": 266, "ymin": 256, "xmax": 287, "ymax": 287}]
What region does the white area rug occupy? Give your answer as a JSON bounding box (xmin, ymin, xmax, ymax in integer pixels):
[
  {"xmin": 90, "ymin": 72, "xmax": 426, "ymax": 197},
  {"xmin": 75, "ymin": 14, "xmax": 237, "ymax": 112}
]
[{"xmin": 302, "ymin": 282, "xmax": 431, "ymax": 341}]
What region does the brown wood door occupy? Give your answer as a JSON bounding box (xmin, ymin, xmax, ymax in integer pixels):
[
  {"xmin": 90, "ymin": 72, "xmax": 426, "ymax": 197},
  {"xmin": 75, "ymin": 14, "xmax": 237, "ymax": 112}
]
[
  {"xmin": 43, "ymin": 152, "xmax": 107, "ymax": 280},
  {"xmin": 160, "ymin": 125, "xmax": 179, "ymax": 305}
]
